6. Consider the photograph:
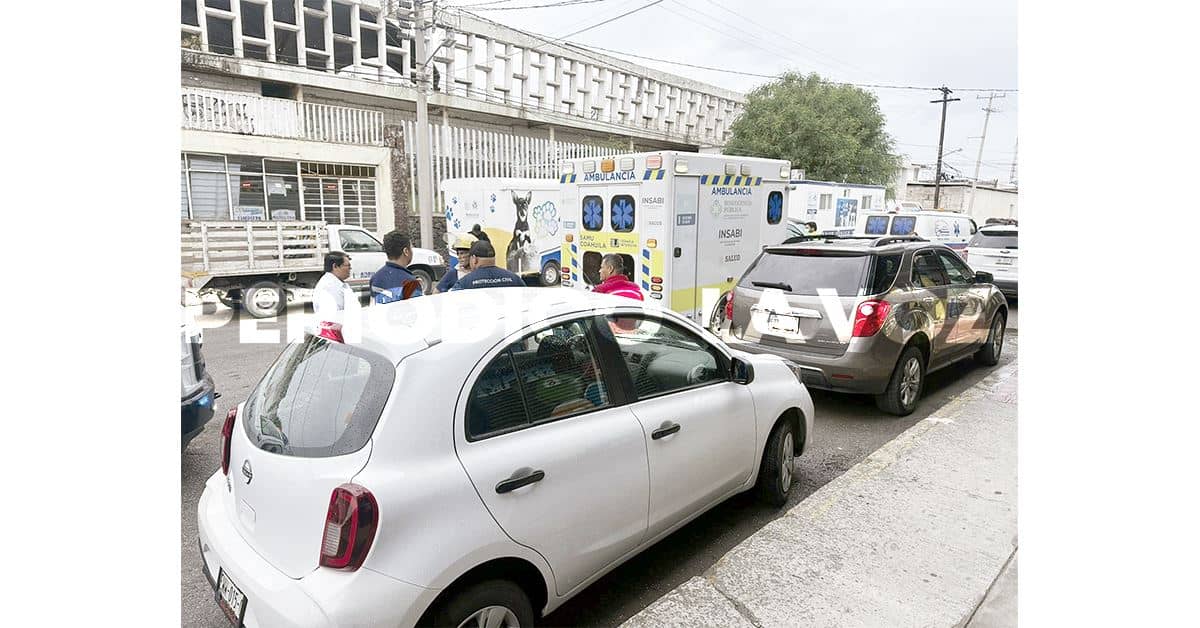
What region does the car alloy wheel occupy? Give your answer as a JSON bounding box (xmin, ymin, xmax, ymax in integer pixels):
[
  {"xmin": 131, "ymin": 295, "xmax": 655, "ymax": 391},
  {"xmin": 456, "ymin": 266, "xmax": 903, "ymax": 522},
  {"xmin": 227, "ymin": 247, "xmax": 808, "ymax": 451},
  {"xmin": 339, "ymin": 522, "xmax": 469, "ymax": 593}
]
[
  {"xmin": 900, "ymin": 356, "xmax": 922, "ymax": 409},
  {"xmin": 458, "ymin": 606, "xmax": 520, "ymax": 628},
  {"xmin": 780, "ymin": 432, "xmax": 795, "ymax": 493},
  {"xmin": 991, "ymin": 317, "xmax": 1004, "ymax": 359}
]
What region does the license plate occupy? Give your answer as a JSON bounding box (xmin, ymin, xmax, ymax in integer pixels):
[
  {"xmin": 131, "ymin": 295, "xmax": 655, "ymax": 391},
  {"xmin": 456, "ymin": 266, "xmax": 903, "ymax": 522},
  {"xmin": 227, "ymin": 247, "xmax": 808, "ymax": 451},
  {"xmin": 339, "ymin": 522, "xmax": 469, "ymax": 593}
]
[
  {"xmin": 216, "ymin": 569, "xmax": 248, "ymax": 626},
  {"xmin": 995, "ymin": 257, "xmax": 1014, "ymax": 266},
  {"xmin": 768, "ymin": 313, "xmax": 801, "ymax": 334}
]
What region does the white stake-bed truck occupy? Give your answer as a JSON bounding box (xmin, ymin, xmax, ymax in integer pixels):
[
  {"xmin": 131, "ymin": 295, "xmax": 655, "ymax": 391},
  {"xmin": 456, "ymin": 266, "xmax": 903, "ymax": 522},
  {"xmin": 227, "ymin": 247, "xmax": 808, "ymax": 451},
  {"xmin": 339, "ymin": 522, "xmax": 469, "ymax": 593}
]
[
  {"xmin": 559, "ymin": 151, "xmax": 790, "ymax": 329},
  {"xmin": 181, "ymin": 221, "xmax": 446, "ymax": 318},
  {"xmin": 440, "ymin": 177, "xmax": 564, "ymax": 286}
]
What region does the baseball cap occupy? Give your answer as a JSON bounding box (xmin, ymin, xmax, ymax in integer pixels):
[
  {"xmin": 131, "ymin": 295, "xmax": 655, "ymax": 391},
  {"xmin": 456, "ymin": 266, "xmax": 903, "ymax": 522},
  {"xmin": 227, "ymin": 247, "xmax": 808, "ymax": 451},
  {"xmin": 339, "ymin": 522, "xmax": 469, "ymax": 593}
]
[{"xmin": 468, "ymin": 240, "xmax": 496, "ymax": 258}]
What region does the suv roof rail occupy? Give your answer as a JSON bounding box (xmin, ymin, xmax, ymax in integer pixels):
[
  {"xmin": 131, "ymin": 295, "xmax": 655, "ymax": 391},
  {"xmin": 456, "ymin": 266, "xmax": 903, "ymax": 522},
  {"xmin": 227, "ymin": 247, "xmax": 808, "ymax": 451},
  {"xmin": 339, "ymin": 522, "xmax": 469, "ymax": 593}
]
[{"xmin": 869, "ymin": 235, "xmax": 927, "ymax": 247}]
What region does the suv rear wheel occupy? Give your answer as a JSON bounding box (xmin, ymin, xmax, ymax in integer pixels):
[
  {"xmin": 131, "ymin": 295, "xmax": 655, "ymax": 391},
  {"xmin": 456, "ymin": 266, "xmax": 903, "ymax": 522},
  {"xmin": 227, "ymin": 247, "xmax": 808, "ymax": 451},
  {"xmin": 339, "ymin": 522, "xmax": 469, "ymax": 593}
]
[{"xmin": 876, "ymin": 346, "xmax": 925, "ymax": 416}]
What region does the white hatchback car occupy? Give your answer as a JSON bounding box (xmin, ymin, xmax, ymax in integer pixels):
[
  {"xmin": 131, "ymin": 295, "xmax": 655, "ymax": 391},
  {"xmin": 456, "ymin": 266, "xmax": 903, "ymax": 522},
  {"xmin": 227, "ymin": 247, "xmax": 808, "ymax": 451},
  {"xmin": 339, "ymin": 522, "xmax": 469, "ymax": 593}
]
[{"xmin": 198, "ymin": 288, "xmax": 814, "ymax": 627}]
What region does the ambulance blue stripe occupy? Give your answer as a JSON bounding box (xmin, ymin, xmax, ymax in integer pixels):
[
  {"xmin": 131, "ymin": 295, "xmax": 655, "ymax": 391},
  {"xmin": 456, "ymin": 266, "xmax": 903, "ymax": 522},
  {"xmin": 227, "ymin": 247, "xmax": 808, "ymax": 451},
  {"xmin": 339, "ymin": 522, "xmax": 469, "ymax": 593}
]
[{"xmin": 642, "ymin": 264, "xmax": 650, "ymax": 276}]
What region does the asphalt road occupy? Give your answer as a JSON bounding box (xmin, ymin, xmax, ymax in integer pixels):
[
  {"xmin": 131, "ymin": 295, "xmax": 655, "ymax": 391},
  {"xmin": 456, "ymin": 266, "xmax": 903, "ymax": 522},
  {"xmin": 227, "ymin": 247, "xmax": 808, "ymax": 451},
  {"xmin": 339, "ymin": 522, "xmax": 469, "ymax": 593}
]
[{"xmin": 181, "ymin": 298, "xmax": 1018, "ymax": 627}]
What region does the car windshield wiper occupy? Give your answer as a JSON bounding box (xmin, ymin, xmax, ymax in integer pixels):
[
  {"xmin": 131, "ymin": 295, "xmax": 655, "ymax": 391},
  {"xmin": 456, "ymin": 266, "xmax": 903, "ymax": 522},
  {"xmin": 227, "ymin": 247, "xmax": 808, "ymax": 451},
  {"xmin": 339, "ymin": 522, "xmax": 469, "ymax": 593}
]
[{"xmin": 751, "ymin": 280, "xmax": 793, "ymax": 291}]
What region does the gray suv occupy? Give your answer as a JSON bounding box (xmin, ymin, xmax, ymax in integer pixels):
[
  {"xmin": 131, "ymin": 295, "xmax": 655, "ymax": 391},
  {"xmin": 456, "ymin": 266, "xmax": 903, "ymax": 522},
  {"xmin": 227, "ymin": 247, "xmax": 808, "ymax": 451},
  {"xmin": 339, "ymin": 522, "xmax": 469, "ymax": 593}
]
[{"xmin": 723, "ymin": 236, "xmax": 1008, "ymax": 415}]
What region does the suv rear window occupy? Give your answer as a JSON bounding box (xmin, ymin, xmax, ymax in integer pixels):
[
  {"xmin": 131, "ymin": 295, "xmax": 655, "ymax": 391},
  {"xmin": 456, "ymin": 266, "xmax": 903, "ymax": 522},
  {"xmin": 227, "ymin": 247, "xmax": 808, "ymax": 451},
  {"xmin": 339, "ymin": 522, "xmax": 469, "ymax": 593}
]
[
  {"xmin": 242, "ymin": 335, "xmax": 395, "ymax": 457},
  {"xmin": 740, "ymin": 250, "xmax": 869, "ymax": 296},
  {"xmin": 969, "ymin": 230, "xmax": 1018, "ymax": 249}
]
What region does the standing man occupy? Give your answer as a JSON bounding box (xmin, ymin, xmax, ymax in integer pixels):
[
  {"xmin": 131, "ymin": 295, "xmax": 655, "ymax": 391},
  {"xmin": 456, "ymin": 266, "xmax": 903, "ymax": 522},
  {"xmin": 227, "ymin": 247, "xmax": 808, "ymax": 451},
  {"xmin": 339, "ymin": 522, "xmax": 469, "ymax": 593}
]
[
  {"xmin": 370, "ymin": 230, "xmax": 423, "ymax": 304},
  {"xmin": 469, "ymin": 224, "xmax": 490, "ymax": 243},
  {"xmin": 451, "ymin": 241, "xmax": 524, "ymax": 290},
  {"xmin": 434, "ymin": 233, "xmax": 477, "ymax": 293},
  {"xmin": 593, "ymin": 254, "xmax": 643, "ymax": 301},
  {"xmin": 314, "ymin": 251, "xmax": 352, "ymax": 319}
]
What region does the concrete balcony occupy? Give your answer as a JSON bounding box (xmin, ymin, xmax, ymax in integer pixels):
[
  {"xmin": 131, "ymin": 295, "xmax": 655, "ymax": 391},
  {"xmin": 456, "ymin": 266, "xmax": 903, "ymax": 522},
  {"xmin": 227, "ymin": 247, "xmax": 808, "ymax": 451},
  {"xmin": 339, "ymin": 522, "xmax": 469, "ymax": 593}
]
[{"xmin": 181, "ymin": 87, "xmax": 384, "ymax": 146}]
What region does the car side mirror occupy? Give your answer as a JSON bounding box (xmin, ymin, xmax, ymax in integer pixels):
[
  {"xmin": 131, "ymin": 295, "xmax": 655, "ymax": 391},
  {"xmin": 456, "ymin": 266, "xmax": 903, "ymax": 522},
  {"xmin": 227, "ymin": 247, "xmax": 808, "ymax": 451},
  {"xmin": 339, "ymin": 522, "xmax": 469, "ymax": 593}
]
[
  {"xmin": 731, "ymin": 357, "xmax": 755, "ymax": 385},
  {"xmin": 975, "ymin": 271, "xmax": 994, "ymax": 284}
]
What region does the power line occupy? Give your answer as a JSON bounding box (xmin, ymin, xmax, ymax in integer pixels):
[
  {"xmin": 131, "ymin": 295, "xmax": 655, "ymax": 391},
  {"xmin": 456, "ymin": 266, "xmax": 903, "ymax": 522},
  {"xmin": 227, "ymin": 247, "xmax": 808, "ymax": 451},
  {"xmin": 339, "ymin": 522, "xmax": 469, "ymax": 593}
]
[
  {"xmin": 696, "ymin": 0, "xmax": 874, "ymax": 80},
  {"xmin": 455, "ymin": 0, "xmax": 618, "ymax": 10},
  {"xmin": 551, "ymin": 0, "xmax": 663, "ymax": 41}
]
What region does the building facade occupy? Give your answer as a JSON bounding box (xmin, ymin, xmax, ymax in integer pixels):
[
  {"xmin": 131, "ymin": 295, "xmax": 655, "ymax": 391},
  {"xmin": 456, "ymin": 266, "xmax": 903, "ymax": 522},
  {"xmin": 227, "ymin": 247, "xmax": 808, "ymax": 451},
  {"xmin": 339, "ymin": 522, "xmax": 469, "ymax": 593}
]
[
  {"xmin": 904, "ymin": 182, "xmax": 1019, "ymax": 222},
  {"xmin": 180, "ymin": 0, "xmax": 746, "ymax": 248}
]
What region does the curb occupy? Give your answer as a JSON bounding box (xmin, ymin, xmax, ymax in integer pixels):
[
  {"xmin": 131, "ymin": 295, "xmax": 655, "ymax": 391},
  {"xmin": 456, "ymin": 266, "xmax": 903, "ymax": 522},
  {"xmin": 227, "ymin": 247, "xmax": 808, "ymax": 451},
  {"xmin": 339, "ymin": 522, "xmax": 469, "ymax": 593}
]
[{"xmin": 623, "ymin": 357, "xmax": 1018, "ymax": 628}]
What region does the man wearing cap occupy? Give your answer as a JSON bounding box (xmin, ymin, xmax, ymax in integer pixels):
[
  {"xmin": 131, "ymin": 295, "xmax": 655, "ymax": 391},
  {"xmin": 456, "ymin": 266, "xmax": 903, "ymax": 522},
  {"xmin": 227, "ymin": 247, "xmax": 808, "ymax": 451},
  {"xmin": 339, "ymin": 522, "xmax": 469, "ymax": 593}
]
[
  {"xmin": 451, "ymin": 241, "xmax": 524, "ymax": 290},
  {"xmin": 434, "ymin": 233, "xmax": 477, "ymax": 293}
]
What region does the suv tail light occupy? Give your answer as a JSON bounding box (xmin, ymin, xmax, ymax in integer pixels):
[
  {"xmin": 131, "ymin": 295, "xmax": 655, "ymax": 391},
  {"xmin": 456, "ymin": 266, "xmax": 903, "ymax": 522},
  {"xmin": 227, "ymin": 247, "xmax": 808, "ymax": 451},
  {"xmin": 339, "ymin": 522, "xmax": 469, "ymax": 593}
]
[
  {"xmin": 852, "ymin": 300, "xmax": 891, "ymax": 337},
  {"xmin": 320, "ymin": 484, "xmax": 379, "ymax": 571},
  {"xmin": 220, "ymin": 407, "xmax": 237, "ymax": 475},
  {"xmin": 725, "ymin": 292, "xmax": 735, "ymax": 320}
]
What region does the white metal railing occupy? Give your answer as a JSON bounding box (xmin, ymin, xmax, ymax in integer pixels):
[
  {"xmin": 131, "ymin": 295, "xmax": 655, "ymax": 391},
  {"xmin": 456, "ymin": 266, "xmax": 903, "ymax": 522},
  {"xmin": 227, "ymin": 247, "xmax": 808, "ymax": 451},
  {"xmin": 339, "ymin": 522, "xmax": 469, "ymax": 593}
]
[{"xmin": 181, "ymin": 87, "xmax": 384, "ymax": 146}]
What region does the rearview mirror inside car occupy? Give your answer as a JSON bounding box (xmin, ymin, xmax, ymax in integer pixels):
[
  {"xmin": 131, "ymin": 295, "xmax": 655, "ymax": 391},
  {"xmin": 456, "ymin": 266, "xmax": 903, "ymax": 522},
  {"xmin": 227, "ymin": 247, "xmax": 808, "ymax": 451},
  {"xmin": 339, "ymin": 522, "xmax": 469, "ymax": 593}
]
[
  {"xmin": 731, "ymin": 358, "xmax": 755, "ymax": 385},
  {"xmin": 975, "ymin": 271, "xmax": 994, "ymax": 284}
]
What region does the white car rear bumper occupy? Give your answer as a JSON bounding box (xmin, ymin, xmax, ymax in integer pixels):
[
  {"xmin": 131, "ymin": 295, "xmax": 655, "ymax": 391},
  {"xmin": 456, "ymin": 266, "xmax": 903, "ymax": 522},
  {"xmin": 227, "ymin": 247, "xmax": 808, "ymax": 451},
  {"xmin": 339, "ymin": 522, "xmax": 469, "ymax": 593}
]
[{"xmin": 197, "ymin": 471, "xmax": 438, "ymax": 628}]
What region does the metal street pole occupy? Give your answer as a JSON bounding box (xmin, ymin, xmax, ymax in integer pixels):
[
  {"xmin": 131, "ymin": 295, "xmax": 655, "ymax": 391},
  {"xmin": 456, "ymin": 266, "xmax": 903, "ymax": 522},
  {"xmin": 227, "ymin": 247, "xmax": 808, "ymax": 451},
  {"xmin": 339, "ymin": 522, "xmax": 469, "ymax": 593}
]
[
  {"xmin": 931, "ymin": 86, "xmax": 960, "ymax": 211},
  {"xmin": 968, "ymin": 92, "xmax": 1005, "ymax": 215},
  {"xmin": 413, "ymin": 0, "xmax": 434, "ymax": 248}
]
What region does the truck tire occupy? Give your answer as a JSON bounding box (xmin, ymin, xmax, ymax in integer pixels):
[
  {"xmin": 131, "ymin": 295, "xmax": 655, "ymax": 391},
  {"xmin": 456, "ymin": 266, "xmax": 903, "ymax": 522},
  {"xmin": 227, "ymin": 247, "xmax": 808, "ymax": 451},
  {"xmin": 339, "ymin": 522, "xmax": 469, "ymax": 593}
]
[
  {"xmin": 217, "ymin": 289, "xmax": 242, "ymax": 310},
  {"xmin": 412, "ymin": 269, "xmax": 434, "ymax": 294},
  {"xmin": 540, "ymin": 260, "xmax": 561, "ymax": 286},
  {"xmin": 242, "ymin": 281, "xmax": 286, "ymax": 319}
]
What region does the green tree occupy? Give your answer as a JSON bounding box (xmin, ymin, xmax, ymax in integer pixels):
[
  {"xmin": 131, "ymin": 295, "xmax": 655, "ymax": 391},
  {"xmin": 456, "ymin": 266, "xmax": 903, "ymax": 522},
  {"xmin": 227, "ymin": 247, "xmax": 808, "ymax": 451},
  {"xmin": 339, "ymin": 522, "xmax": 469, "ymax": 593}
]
[{"xmin": 725, "ymin": 72, "xmax": 900, "ymax": 187}]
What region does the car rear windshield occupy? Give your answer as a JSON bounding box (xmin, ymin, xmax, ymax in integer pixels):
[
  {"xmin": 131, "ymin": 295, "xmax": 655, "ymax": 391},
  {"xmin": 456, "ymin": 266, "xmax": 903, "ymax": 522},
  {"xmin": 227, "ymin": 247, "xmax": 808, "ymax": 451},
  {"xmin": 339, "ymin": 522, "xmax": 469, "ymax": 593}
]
[
  {"xmin": 242, "ymin": 335, "xmax": 395, "ymax": 458},
  {"xmin": 740, "ymin": 250, "xmax": 869, "ymax": 296},
  {"xmin": 969, "ymin": 230, "xmax": 1018, "ymax": 249}
]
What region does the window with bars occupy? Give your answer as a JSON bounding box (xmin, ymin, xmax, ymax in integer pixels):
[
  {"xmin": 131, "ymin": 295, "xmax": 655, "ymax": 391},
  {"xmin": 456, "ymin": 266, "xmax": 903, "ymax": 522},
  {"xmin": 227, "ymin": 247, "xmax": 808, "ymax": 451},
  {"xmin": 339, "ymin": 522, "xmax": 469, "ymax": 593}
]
[{"xmin": 181, "ymin": 154, "xmax": 376, "ymax": 229}]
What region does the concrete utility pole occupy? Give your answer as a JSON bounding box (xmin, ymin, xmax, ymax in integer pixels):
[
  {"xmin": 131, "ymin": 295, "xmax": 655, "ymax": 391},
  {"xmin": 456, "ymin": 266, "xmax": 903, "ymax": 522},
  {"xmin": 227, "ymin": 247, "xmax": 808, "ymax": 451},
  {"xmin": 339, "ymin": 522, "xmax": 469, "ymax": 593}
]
[
  {"xmin": 931, "ymin": 86, "xmax": 960, "ymax": 211},
  {"xmin": 413, "ymin": 0, "xmax": 434, "ymax": 248},
  {"xmin": 968, "ymin": 92, "xmax": 1005, "ymax": 214},
  {"xmin": 1009, "ymin": 138, "xmax": 1018, "ymax": 185}
]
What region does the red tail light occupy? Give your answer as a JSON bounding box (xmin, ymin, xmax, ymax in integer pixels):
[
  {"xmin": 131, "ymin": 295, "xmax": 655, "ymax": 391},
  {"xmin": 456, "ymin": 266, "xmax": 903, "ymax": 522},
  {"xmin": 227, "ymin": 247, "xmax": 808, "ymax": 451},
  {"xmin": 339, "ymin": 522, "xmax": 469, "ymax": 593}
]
[
  {"xmin": 220, "ymin": 407, "xmax": 237, "ymax": 475},
  {"xmin": 725, "ymin": 292, "xmax": 734, "ymax": 320},
  {"xmin": 319, "ymin": 484, "xmax": 378, "ymax": 571},
  {"xmin": 852, "ymin": 300, "xmax": 891, "ymax": 337},
  {"xmin": 317, "ymin": 321, "xmax": 344, "ymax": 343}
]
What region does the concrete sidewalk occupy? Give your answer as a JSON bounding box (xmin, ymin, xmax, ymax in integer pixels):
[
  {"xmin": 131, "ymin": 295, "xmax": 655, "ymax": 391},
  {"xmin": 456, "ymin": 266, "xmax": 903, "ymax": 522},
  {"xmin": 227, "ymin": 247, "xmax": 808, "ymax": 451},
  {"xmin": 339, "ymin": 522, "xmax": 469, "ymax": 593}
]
[{"xmin": 623, "ymin": 358, "xmax": 1018, "ymax": 628}]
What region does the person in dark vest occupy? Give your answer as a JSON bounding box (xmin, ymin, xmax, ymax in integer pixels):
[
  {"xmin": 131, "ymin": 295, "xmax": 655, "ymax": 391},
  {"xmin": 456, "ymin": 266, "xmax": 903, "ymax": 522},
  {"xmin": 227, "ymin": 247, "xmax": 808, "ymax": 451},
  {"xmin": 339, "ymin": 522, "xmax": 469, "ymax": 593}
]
[{"xmin": 451, "ymin": 241, "xmax": 523, "ymax": 290}]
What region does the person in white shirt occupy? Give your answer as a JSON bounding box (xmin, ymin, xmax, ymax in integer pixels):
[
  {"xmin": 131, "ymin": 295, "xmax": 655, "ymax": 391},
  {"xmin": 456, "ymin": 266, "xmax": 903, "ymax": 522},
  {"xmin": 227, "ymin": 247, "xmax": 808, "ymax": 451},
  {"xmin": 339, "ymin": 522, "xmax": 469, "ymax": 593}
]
[{"xmin": 313, "ymin": 252, "xmax": 352, "ymax": 321}]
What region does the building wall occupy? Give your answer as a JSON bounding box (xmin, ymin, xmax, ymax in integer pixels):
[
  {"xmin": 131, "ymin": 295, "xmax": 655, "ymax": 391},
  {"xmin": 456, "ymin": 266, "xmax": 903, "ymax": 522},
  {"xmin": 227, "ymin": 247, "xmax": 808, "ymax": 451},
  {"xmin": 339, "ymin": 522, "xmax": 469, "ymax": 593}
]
[
  {"xmin": 904, "ymin": 183, "xmax": 1018, "ymax": 221},
  {"xmin": 181, "ymin": 129, "xmax": 395, "ymax": 236}
]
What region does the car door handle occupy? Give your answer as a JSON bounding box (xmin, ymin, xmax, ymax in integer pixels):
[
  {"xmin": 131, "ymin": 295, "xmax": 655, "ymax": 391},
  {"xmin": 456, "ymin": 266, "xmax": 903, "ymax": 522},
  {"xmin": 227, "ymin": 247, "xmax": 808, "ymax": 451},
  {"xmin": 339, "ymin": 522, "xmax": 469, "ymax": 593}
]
[
  {"xmin": 495, "ymin": 469, "xmax": 545, "ymax": 494},
  {"xmin": 651, "ymin": 422, "xmax": 681, "ymax": 440}
]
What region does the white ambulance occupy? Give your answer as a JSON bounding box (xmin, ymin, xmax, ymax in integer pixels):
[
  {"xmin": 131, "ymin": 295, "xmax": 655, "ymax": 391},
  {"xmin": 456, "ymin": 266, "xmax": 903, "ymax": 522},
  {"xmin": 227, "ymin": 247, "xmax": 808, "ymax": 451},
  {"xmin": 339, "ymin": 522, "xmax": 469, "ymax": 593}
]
[
  {"xmin": 559, "ymin": 151, "xmax": 791, "ymax": 328},
  {"xmin": 440, "ymin": 177, "xmax": 565, "ymax": 285}
]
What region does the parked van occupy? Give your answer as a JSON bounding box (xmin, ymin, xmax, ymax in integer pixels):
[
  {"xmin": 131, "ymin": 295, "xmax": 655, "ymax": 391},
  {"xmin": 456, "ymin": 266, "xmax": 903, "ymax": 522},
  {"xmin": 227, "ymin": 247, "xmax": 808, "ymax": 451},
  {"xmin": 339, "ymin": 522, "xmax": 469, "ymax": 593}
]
[
  {"xmin": 856, "ymin": 210, "xmax": 978, "ymax": 251},
  {"xmin": 441, "ymin": 177, "xmax": 564, "ymax": 285},
  {"xmin": 559, "ymin": 151, "xmax": 791, "ymax": 328},
  {"xmin": 786, "ymin": 179, "xmax": 886, "ymax": 236}
]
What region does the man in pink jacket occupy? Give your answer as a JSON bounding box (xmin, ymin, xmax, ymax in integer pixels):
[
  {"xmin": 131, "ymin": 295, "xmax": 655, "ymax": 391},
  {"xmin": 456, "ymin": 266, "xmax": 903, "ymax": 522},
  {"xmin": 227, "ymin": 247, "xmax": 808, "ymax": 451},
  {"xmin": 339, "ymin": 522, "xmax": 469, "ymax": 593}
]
[{"xmin": 592, "ymin": 254, "xmax": 644, "ymax": 301}]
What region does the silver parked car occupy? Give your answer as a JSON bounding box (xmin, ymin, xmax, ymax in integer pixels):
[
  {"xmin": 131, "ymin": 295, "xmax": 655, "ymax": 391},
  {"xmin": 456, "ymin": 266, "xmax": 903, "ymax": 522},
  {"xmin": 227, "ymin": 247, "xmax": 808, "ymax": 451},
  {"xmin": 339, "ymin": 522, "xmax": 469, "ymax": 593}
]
[{"xmin": 723, "ymin": 236, "xmax": 1008, "ymax": 415}]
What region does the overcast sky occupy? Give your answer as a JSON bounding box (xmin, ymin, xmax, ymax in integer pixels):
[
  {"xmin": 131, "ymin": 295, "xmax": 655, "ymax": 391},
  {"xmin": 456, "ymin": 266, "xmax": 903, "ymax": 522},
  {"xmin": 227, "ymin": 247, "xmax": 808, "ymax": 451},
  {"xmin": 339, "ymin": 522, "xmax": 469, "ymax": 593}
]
[{"xmin": 442, "ymin": 0, "xmax": 1018, "ymax": 184}]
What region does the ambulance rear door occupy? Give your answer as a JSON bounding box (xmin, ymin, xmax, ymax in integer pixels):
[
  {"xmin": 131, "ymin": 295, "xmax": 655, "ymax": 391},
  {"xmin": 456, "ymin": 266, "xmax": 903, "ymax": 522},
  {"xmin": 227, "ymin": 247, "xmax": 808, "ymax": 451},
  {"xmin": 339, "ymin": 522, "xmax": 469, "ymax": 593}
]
[{"xmin": 669, "ymin": 174, "xmax": 701, "ymax": 320}]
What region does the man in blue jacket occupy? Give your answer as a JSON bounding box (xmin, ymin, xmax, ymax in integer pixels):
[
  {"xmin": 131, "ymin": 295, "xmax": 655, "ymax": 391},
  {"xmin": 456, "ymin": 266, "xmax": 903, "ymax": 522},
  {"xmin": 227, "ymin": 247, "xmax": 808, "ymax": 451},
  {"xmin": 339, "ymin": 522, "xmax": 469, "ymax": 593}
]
[
  {"xmin": 451, "ymin": 241, "xmax": 524, "ymax": 290},
  {"xmin": 370, "ymin": 231, "xmax": 423, "ymax": 304}
]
